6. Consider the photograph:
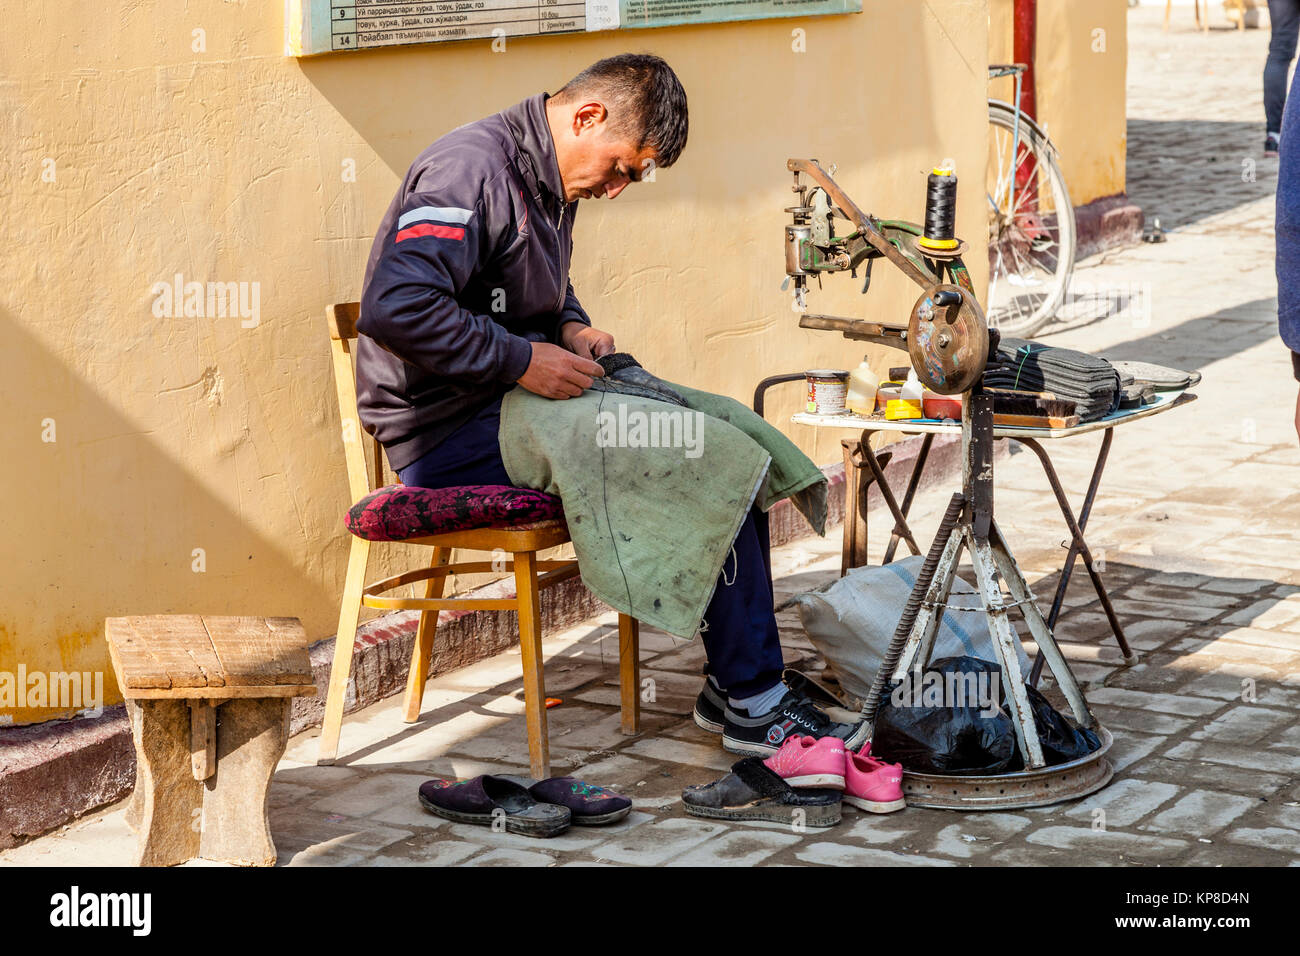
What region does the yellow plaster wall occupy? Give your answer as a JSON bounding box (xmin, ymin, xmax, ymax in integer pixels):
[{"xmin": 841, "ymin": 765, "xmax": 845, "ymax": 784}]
[
  {"xmin": 0, "ymin": 0, "xmax": 989, "ymax": 723},
  {"xmin": 989, "ymin": 0, "xmax": 1129, "ymax": 205}
]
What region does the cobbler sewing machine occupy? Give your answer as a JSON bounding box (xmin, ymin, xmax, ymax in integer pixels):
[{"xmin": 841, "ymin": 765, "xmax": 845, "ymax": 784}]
[{"xmin": 768, "ymin": 159, "xmax": 1113, "ymax": 808}]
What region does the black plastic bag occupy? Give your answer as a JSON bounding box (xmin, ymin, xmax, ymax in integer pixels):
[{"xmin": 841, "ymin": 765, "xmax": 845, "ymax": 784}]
[
  {"xmin": 873, "ymin": 655, "xmax": 1102, "ymax": 774},
  {"xmin": 1027, "ymin": 684, "xmax": 1101, "ymax": 764},
  {"xmin": 873, "ymin": 656, "xmax": 1017, "ymax": 775}
]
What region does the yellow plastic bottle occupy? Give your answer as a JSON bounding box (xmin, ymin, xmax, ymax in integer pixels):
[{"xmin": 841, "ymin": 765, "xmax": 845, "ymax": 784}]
[
  {"xmin": 887, "ymin": 369, "xmax": 925, "ymax": 420},
  {"xmin": 845, "ymin": 357, "xmax": 879, "ymax": 416}
]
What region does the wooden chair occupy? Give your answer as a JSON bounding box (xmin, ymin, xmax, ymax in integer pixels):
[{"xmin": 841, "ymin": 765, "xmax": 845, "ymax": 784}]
[{"xmin": 318, "ymin": 302, "xmax": 640, "ymax": 777}]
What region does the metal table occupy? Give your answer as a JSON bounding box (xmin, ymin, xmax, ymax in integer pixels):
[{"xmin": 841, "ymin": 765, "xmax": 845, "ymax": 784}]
[{"xmin": 791, "ymin": 390, "xmax": 1198, "ymax": 684}]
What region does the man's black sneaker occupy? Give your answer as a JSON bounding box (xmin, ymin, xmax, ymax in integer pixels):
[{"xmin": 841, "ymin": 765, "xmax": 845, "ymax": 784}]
[
  {"xmin": 722, "ymin": 690, "xmax": 869, "ymax": 757},
  {"xmin": 692, "ymin": 680, "xmax": 727, "ymax": 734},
  {"xmin": 1266, "ymin": 133, "xmax": 1281, "ymax": 157}
]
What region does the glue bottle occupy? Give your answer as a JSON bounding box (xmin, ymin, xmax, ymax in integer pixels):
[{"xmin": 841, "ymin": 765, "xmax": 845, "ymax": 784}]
[
  {"xmin": 845, "ymin": 357, "xmax": 879, "ymax": 416},
  {"xmin": 888, "ymin": 368, "xmax": 925, "ymax": 420}
]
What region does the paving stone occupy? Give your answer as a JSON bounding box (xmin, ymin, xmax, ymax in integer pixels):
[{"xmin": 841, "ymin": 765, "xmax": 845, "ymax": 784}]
[
  {"xmin": 1223, "ymin": 827, "xmax": 1300, "ymax": 855},
  {"xmin": 667, "ymin": 828, "xmax": 803, "ymax": 866},
  {"xmin": 1189, "ymin": 705, "xmax": 1295, "ymax": 744},
  {"xmin": 1129, "ymin": 756, "xmax": 1293, "ymax": 797},
  {"xmin": 1177, "ymin": 670, "xmax": 1300, "ymax": 706},
  {"xmin": 1092, "ymin": 686, "xmax": 1222, "ymax": 717},
  {"xmin": 1064, "ymin": 778, "xmax": 1181, "ymax": 828},
  {"xmin": 1106, "ymin": 599, "xmax": 1222, "ymax": 623},
  {"xmin": 923, "ymin": 814, "xmax": 1033, "ymax": 859},
  {"xmin": 1024, "ymin": 827, "xmax": 1190, "ymax": 861},
  {"xmin": 1124, "ymin": 584, "xmax": 1243, "ymax": 610},
  {"xmin": 794, "ymin": 843, "xmax": 956, "ymax": 867},
  {"xmin": 1096, "ymin": 707, "xmax": 1194, "ymax": 737},
  {"xmin": 309, "ymin": 772, "xmax": 434, "ymax": 817},
  {"xmin": 589, "ymin": 817, "xmax": 728, "ymax": 865},
  {"xmin": 1206, "ymin": 626, "xmax": 1300, "ymax": 652},
  {"xmin": 1221, "ymin": 597, "xmax": 1300, "ymax": 630},
  {"xmin": 1141, "ymin": 789, "xmax": 1257, "ymax": 837},
  {"xmin": 1200, "ymin": 577, "xmax": 1279, "ymax": 595},
  {"xmin": 463, "ymin": 848, "xmax": 558, "ymax": 866},
  {"xmin": 1106, "ymin": 730, "xmax": 1168, "ymax": 774},
  {"xmin": 368, "ymin": 838, "xmax": 482, "ymax": 866},
  {"xmin": 841, "ymin": 816, "xmax": 919, "ymax": 846},
  {"xmin": 277, "ymin": 818, "xmax": 415, "ymax": 866},
  {"xmin": 623, "ymin": 737, "xmax": 736, "ymax": 772},
  {"xmin": 1164, "ymin": 741, "xmax": 1300, "ymax": 774}
]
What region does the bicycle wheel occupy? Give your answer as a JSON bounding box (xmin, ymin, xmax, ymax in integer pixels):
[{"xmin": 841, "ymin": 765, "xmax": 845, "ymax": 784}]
[{"xmin": 986, "ymin": 100, "xmax": 1076, "ymax": 338}]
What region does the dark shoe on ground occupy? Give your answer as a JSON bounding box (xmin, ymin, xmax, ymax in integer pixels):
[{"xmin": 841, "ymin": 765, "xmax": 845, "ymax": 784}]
[
  {"xmin": 722, "ymin": 690, "xmax": 870, "ymax": 757},
  {"xmin": 500, "ymin": 775, "xmax": 632, "ymax": 825},
  {"xmin": 782, "ymin": 667, "xmax": 847, "ymax": 709},
  {"xmin": 418, "ymin": 776, "xmax": 571, "ymax": 837},
  {"xmin": 1266, "ymin": 133, "xmax": 1281, "ymax": 157},
  {"xmin": 693, "ymin": 679, "xmax": 728, "ymax": 734},
  {"xmin": 682, "ymin": 757, "xmax": 841, "ymax": 827}
]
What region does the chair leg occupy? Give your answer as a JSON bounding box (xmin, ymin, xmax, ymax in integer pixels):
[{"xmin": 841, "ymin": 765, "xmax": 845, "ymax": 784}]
[
  {"xmin": 618, "ymin": 614, "xmax": 641, "ymax": 735},
  {"xmin": 403, "ymin": 546, "xmax": 450, "ymax": 723},
  {"xmin": 318, "ymin": 536, "xmax": 370, "ymax": 765},
  {"xmin": 513, "ymin": 550, "xmax": 550, "ymax": 780}
]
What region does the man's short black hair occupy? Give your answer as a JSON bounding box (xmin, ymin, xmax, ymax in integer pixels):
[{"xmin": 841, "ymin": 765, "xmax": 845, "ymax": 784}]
[{"xmin": 553, "ymin": 54, "xmax": 689, "ymax": 167}]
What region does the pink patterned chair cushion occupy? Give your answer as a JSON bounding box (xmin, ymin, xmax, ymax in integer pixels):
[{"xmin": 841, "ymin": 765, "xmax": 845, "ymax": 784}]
[{"xmin": 346, "ymin": 484, "xmax": 565, "ymax": 542}]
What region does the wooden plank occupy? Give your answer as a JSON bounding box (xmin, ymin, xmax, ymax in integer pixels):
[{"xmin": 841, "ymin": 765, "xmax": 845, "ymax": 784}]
[
  {"xmin": 190, "ymin": 700, "xmax": 217, "ymax": 781},
  {"xmin": 202, "ymin": 616, "xmax": 312, "ymax": 687},
  {"xmin": 106, "ymin": 615, "xmax": 224, "ymax": 691},
  {"xmin": 116, "ymin": 684, "xmax": 316, "ymax": 700}
]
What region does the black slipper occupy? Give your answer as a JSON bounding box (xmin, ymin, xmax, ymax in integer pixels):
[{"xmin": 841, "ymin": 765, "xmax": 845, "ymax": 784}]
[
  {"xmin": 500, "ymin": 775, "xmax": 633, "ymax": 826},
  {"xmin": 418, "ymin": 776, "xmax": 571, "ymax": 838},
  {"xmin": 681, "ymin": 757, "xmax": 842, "ymax": 827}
]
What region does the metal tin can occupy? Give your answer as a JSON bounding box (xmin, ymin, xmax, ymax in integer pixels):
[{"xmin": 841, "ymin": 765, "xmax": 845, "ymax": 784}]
[{"xmin": 805, "ymin": 369, "xmax": 850, "ymax": 415}]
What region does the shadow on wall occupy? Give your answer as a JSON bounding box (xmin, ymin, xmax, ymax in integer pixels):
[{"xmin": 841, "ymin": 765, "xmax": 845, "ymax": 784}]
[{"xmin": 0, "ymin": 306, "xmax": 342, "ymax": 724}]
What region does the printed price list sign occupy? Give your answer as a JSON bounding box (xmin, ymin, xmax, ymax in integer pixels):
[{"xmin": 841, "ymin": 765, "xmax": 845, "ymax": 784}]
[{"xmin": 286, "ymin": 0, "xmax": 857, "ymax": 55}]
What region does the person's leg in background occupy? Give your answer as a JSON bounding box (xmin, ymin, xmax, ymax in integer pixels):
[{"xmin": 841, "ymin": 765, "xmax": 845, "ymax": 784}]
[{"xmin": 1265, "ymin": 0, "xmax": 1300, "ymax": 153}]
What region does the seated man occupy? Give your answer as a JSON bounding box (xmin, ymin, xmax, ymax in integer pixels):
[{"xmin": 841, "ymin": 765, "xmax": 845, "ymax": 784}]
[{"xmin": 355, "ymin": 53, "xmax": 864, "ymax": 756}]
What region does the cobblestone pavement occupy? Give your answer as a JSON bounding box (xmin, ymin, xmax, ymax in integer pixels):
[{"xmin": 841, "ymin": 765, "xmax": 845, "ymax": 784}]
[{"xmin": 6, "ymin": 8, "xmax": 1300, "ymax": 867}]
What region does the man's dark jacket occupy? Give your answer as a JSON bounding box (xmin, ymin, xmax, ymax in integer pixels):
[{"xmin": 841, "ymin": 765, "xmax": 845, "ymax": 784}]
[{"xmin": 356, "ymin": 93, "xmax": 590, "ymax": 470}]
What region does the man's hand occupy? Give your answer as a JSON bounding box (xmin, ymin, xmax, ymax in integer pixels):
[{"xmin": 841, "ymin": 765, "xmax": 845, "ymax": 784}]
[
  {"xmin": 517, "ymin": 342, "xmax": 604, "ymax": 399},
  {"xmin": 561, "ymin": 322, "xmax": 616, "ymax": 360}
]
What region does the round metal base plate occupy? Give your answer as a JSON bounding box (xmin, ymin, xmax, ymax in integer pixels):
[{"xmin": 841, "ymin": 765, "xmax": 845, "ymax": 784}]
[{"xmin": 899, "ymin": 725, "xmax": 1115, "ymax": 811}]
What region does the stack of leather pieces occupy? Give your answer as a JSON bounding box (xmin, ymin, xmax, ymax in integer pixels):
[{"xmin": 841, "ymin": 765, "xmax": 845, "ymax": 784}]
[{"xmin": 982, "ymin": 337, "xmax": 1121, "ymax": 422}]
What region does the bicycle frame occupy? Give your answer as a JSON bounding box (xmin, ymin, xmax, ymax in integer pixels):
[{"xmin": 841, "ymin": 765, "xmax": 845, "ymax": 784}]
[{"xmin": 988, "ymin": 64, "xmax": 1027, "ymax": 222}]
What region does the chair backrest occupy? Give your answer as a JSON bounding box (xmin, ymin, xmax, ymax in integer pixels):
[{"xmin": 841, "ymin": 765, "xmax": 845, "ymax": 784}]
[{"xmin": 326, "ymin": 302, "xmax": 388, "ymax": 503}]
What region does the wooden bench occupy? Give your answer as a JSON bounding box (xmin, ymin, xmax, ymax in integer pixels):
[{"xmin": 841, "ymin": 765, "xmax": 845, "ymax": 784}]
[{"xmin": 105, "ymin": 615, "xmax": 317, "ymax": 866}]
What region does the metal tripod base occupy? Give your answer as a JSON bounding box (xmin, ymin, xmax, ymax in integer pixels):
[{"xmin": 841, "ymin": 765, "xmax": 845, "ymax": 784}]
[
  {"xmin": 884, "ymin": 510, "xmax": 1114, "ymax": 808},
  {"xmin": 902, "ymin": 727, "xmax": 1113, "ymax": 810}
]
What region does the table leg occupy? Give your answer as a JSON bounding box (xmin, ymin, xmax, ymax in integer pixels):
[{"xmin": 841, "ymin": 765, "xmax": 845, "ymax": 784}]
[
  {"xmin": 127, "ymin": 699, "xmax": 203, "ymax": 867},
  {"xmin": 1016, "ymin": 435, "xmax": 1136, "ymax": 688},
  {"xmin": 841, "ymin": 438, "xmax": 870, "ymax": 575},
  {"xmin": 882, "ymin": 433, "xmax": 934, "ymax": 565},
  {"xmin": 858, "ymin": 431, "xmax": 923, "ymax": 560},
  {"xmin": 198, "ymin": 698, "xmax": 290, "ymax": 866}
]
